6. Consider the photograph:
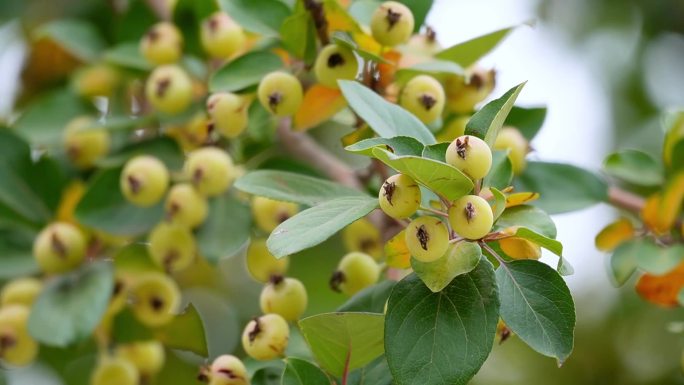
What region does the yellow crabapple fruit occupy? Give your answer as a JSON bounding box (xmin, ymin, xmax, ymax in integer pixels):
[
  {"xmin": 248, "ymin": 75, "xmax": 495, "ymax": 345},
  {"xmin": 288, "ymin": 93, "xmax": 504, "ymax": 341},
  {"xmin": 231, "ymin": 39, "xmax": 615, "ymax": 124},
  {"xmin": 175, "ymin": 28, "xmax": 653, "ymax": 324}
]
[
  {"xmin": 259, "ymin": 276, "xmax": 307, "ymax": 321},
  {"xmin": 494, "ymin": 126, "xmax": 529, "ymax": 174},
  {"xmin": 370, "ymin": 1, "xmax": 414, "ymax": 47},
  {"xmin": 115, "ymin": 340, "xmax": 165, "ymax": 377},
  {"xmin": 130, "ymin": 272, "xmax": 181, "ymax": 327},
  {"xmin": 448, "ymin": 195, "xmax": 493, "ymax": 240},
  {"xmin": 165, "ymin": 183, "xmax": 208, "ymax": 228},
  {"xmin": 445, "ymin": 68, "xmax": 496, "ymax": 113},
  {"xmin": 342, "ymin": 218, "xmax": 383, "ymax": 260},
  {"xmin": 241, "ymin": 313, "xmax": 289, "ymax": 361},
  {"xmin": 314, "ymin": 44, "xmax": 359, "ymax": 89},
  {"xmin": 246, "ymin": 239, "xmax": 290, "ymax": 283},
  {"xmin": 251, "ymin": 196, "xmax": 299, "ymax": 233},
  {"xmin": 405, "ymin": 216, "xmax": 449, "ymax": 262},
  {"xmin": 33, "ymin": 222, "xmax": 86, "ymax": 274},
  {"xmin": 207, "ymin": 92, "xmax": 249, "ymax": 139},
  {"xmin": 436, "ymin": 115, "xmax": 469, "ymax": 142},
  {"xmin": 378, "ymin": 174, "xmax": 421, "ymax": 219},
  {"xmin": 207, "ymin": 354, "xmax": 249, "ymax": 385},
  {"xmin": 145, "ymin": 64, "xmax": 193, "ymax": 115},
  {"xmin": 330, "ymin": 252, "xmax": 380, "ymax": 296},
  {"xmin": 257, "ymin": 72, "xmax": 303, "ymax": 116},
  {"xmin": 0, "ymin": 305, "xmax": 39, "ymax": 366},
  {"xmin": 63, "ymin": 116, "xmax": 110, "ymax": 169},
  {"xmin": 140, "ymin": 22, "xmax": 183, "ymax": 65},
  {"xmin": 0, "ymin": 278, "xmax": 42, "ymax": 307},
  {"xmin": 200, "ymin": 12, "xmax": 245, "ymax": 59},
  {"xmin": 120, "ymin": 155, "xmax": 169, "ymax": 207},
  {"xmin": 90, "ymin": 356, "xmax": 139, "ymax": 385},
  {"xmin": 147, "ymin": 222, "xmax": 196, "ymax": 273},
  {"xmin": 400, "ymin": 75, "xmax": 445, "ymax": 124},
  {"xmin": 185, "ymin": 147, "xmax": 235, "ymax": 197},
  {"xmin": 72, "ymin": 64, "xmax": 120, "ymax": 98},
  {"xmin": 445, "ymin": 135, "xmax": 492, "ymax": 180}
]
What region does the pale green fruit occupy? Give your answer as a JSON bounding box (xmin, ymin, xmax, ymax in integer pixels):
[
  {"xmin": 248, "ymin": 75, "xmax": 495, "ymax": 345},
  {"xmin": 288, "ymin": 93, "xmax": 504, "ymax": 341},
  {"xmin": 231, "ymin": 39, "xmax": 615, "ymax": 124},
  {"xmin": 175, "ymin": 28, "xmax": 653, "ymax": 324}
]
[
  {"xmin": 185, "ymin": 147, "xmax": 234, "ymax": 197},
  {"xmin": 73, "ymin": 64, "xmax": 120, "ymax": 98},
  {"xmin": 246, "ymin": 239, "xmax": 290, "ymax": 283},
  {"xmin": 378, "ymin": 174, "xmax": 421, "ymax": 219},
  {"xmin": 145, "ymin": 64, "xmax": 193, "ymax": 115},
  {"xmin": 130, "ymin": 273, "xmax": 181, "ymax": 327},
  {"xmin": 251, "ymin": 196, "xmax": 299, "ymax": 233},
  {"xmin": 445, "ymin": 68, "xmax": 495, "ymax": 113},
  {"xmin": 90, "ymin": 357, "xmax": 139, "ymax": 385},
  {"xmin": 331, "ymin": 252, "xmax": 380, "ymax": 296},
  {"xmin": 120, "ymin": 155, "xmax": 169, "ymax": 207},
  {"xmin": 140, "ymin": 22, "xmax": 183, "ymax": 65},
  {"xmin": 33, "ymin": 222, "xmax": 86, "ymax": 274},
  {"xmin": 1, "ymin": 278, "xmax": 42, "ymax": 307},
  {"xmin": 257, "ymin": 72, "xmax": 303, "ymax": 116},
  {"xmin": 314, "ymin": 44, "xmax": 359, "ymax": 89},
  {"xmin": 494, "ymin": 126, "xmax": 529, "ymax": 174},
  {"xmin": 445, "ymin": 135, "xmax": 492, "ymax": 180},
  {"xmin": 448, "ymin": 195, "xmax": 493, "ymax": 240},
  {"xmin": 436, "ymin": 115, "xmax": 469, "ymax": 142},
  {"xmin": 400, "ymin": 75, "xmax": 445, "ymax": 124},
  {"xmin": 370, "ymin": 1, "xmax": 414, "ymax": 47},
  {"xmin": 147, "ymin": 222, "xmax": 196, "ymax": 273},
  {"xmin": 405, "ymin": 216, "xmax": 449, "ymax": 262},
  {"xmin": 207, "ymin": 92, "xmax": 249, "ymax": 138},
  {"xmin": 0, "ymin": 305, "xmax": 39, "ymax": 366},
  {"xmin": 165, "ymin": 183, "xmax": 208, "ymax": 228},
  {"xmin": 342, "ymin": 218, "xmax": 383, "ymax": 260},
  {"xmin": 259, "ymin": 277, "xmax": 307, "ymax": 321},
  {"xmin": 208, "ymin": 354, "xmax": 250, "ymax": 385},
  {"xmin": 201, "ymin": 12, "xmax": 245, "ymax": 59},
  {"xmin": 241, "ymin": 314, "xmax": 289, "ymax": 361},
  {"xmin": 63, "ymin": 116, "xmax": 110, "ymax": 169},
  {"xmin": 115, "ymin": 340, "xmax": 165, "ymax": 376}
]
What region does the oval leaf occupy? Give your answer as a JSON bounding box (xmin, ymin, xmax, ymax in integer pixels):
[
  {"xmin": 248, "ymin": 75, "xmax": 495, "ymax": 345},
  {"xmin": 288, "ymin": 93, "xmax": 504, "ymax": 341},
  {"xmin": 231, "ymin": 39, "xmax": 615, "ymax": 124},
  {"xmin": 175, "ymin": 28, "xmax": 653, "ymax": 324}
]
[
  {"xmin": 210, "ymin": 51, "xmax": 284, "ymax": 92},
  {"xmin": 282, "ymin": 358, "xmax": 332, "ymax": 385},
  {"xmin": 411, "ymin": 241, "xmax": 482, "ymax": 292},
  {"xmin": 465, "ymin": 82, "xmax": 526, "ymax": 146},
  {"xmin": 196, "ymin": 193, "xmax": 252, "ymax": 263},
  {"xmin": 294, "ymin": 85, "xmax": 347, "ymax": 131},
  {"xmin": 436, "ymin": 24, "xmax": 520, "ymax": 67},
  {"xmin": 345, "ymin": 136, "xmax": 424, "ymax": 157},
  {"xmin": 603, "ymin": 149, "xmax": 663, "ymax": 187}
]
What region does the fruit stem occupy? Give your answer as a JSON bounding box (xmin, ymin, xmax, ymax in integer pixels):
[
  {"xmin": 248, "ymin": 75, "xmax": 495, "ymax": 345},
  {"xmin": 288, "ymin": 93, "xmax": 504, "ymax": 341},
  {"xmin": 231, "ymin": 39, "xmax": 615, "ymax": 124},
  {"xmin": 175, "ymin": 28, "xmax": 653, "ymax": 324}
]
[{"xmin": 419, "ymin": 205, "xmax": 448, "ymax": 217}]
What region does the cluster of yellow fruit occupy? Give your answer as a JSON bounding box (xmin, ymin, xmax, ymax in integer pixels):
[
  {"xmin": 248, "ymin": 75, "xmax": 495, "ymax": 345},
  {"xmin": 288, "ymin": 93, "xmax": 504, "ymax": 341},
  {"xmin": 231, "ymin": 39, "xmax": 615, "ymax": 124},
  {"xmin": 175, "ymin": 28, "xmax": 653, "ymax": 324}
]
[
  {"xmin": 0, "ymin": 278, "xmax": 42, "ymax": 366},
  {"xmin": 91, "ymin": 340, "xmax": 165, "ymax": 385}
]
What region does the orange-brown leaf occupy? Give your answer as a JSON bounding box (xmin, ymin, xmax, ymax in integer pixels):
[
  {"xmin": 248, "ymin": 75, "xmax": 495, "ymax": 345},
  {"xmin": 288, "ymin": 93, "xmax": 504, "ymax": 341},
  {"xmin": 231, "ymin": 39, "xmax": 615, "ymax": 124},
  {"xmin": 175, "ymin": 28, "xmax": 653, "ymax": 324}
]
[
  {"xmin": 595, "ymin": 217, "xmax": 635, "ymax": 252},
  {"xmin": 293, "ymin": 85, "xmax": 347, "ymax": 131},
  {"xmin": 385, "ymin": 229, "xmax": 411, "ymax": 269},
  {"xmin": 636, "ymin": 262, "xmax": 684, "ymax": 307},
  {"xmin": 642, "ymin": 193, "xmax": 668, "ymax": 235},
  {"xmin": 659, "ymin": 172, "xmax": 684, "ymax": 231}
]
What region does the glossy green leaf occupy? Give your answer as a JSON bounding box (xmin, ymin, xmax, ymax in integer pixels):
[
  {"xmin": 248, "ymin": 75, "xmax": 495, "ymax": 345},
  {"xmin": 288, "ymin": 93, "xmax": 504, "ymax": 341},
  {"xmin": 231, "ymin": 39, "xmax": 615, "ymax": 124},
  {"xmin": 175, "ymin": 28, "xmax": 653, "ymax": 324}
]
[
  {"xmin": 504, "ymin": 106, "xmax": 547, "ymax": 141},
  {"xmin": 495, "ymin": 205, "xmax": 557, "ymax": 238},
  {"xmin": 299, "ymin": 312, "xmax": 385, "ymax": 376},
  {"xmin": 466, "ymin": 82, "xmax": 526, "ymax": 146},
  {"xmin": 496, "ymin": 260, "xmax": 575, "ymax": 364},
  {"xmin": 196, "ymin": 193, "xmax": 252, "ymax": 263},
  {"xmin": 483, "ymin": 150, "xmax": 513, "ymax": 190},
  {"xmin": 337, "ymin": 280, "xmax": 396, "ymax": 313},
  {"xmin": 618, "ymin": 239, "xmax": 684, "ymax": 276},
  {"xmin": 339, "ymin": 81, "xmax": 436, "ymax": 145},
  {"xmin": 346, "ymin": 356, "xmax": 393, "ymax": 385},
  {"xmin": 103, "ymin": 42, "xmax": 151, "ymax": 71},
  {"xmin": 394, "ymin": 60, "xmax": 464, "ymax": 85},
  {"xmin": 411, "ymin": 241, "xmax": 482, "ymax": 292},
  {"xmin": 34, "ymin": 19, "xmax": 105, "ymax": 62},
  {"xmin": 397, "ymin": 0, "xmax": 433, "ymax": 32},
  {"xmin": 156, "ymin": 304, "xmax": 208, "ymax": 357},
  {"xmin": 345, "ymin": 136, "xmax": 424, "ymax": 157},
  {"xmin": 280, "ymin": 11, "xmax": 317, "ymax": 63},
  {"xmin": 172, "ymin": 0, "xmax": 217, "ymax": 56},
  {"xmin": 218, "ymin": 0, "xmax": 291, "ymax": 35},
  {"xmin": 28, "ymin": 262, "xmax": 114, "ymax": 347},
  {"xmin": 0, "ymin": 229, "xmax": 39, "ymax": 279},
  {"xmin": 436, "ymin": 25, "xmax": 519, "ymax": 67},
  {"xmin": 210, "ymin": 50, "xmax": 284, "ymax": 92},
  {"xmin": 421, "ymin": 142, "xmax": 449, "ymax": 162},
  {"xmin": 267, "ymin": 196, "xmax": 378, "ymax": 258},
  {"xmin": 509, "ymin": 226, "xmax": 573, "ymax": 276},
  {"xmin": 603, "ymin": 149, "xmax": 664, "ymax": 187},
  {"xmin": 385, "ymin": 261, "xmax": 499, "ymax": 385},
  {"xmin": 489, "ymin": 187, "xmax": 506, "ymax": 220},
  {"xmin": 282, "ymin": 358, "xmax": 331, "ymax": 385}
]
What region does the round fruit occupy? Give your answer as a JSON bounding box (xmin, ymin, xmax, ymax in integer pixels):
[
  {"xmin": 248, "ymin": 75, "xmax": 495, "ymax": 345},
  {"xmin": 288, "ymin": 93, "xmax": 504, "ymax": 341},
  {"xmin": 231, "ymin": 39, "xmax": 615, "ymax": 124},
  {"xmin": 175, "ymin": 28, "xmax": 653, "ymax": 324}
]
[
  {"xmin": 494, "ymin": 127, "xmax": 529, "ymax": 174},
  {"xmin": 246, "ymin": 239, "xmax": 290, "ymax": 283},
  {"xmin": 370, "ymin": 1, "xmax": 414, "ymax": 47},
  {"xmin": 448, "ymin": 195, "xmax": 493, "ymax": 240},
  {"xmin": 72, "ymin": 64, "xmax": 120, "ymax": 98},
  {"xmin": 378, "ymin": 174, "xmax": 421, "ymax": 219},
  {"xmin": 342, "ymin": 218, "xmax": 382, "ymax": 260},
  {"xmin": 251, "ymin": 196, "xmax": 299, "ymax": 233},
  {"xmin": 147, "ymin": 222, "xmax": 196, "ymax": 273},
  {"xmin": 140, "ymin": 22, "xmax": 183, "ymax": 65},
  {"xmin": 120, "ymin": 155, "xmax": 169, "ymax": 207},
  {"xmin": 207, "ymin": 92, "xmax": 249, "ymax": 138},
  {"xmin": 165, "ymin": 183, "xmax": 208, "ymax": 228},
  {"xmin": 436, "ymin": 115, "xmax": 469, "ymax": 142},
  {"xmin": 185, "ymin": 147, "xmax": 234, "ymax": 197},
  {"xmin": 405, "ymin": 27, "xmax": 441, "ymax": 56},
  {"xmin": 257, "ymin": 72, "xmax": 303, "ymax": 116},
  {"xmin": 145, "ymin": 64, "xmax": 193, "ymax": 115},
  {"xmin": 130, "ymin": 272, "xmax": 181, "ymax": 327},
  {"xmin": 445, "ymin": 135, "xmax": 492, "ymax": 180},
  {"xmin": 91, "ymin": 356, "xmax": 139, "ymax": 385},
  {"xmin": 1, "ymin": 278, "xmax": 42, "ymax": 307},
  {"xmin": 115, "ymin": 340, "xmax": 165, "ymax": 376},
  {"xmin": 330, "ymin": 252, "xmax": 380, "ymax": 296},
  {"xmin": 400, "ymin": 75, "xmax": 445, "ymax": 124},
  {"xmin": 107, "ymin": 274, "xmax": 129, "ymax": 316},
  {"xmin": 33, "ymin": 222, "xmax": 86, "ymax": 274},
  {"xmin": 200, "ymin": 12, "xmax": 245, "ymax": 59},
  {"xmin": 259, "ymin": 276, "xmax": 308, "ymax": 321},
  {"xmin": 445, "ymin": 68, "xmax": 495, "ymax": 113},
  {"xmin": 241, "ymin": 313, "xmax": 289, "ymax": 361},
  {"xmin": 0, "ymin": 305, "xmax": 39, "ymax": 366},
  {"xmin": 207, "ymin": 354, "xmax": 249, "ymax": 385},
  {"xmin": 314, "ymin": 44, "xmax": 359, "ymax": 89},
  {"xmin": 63, "ymin": 116, "xmax": 110, "ymax": 169},
  {"xmin": 405, "ymin": 216, "xmax": 449, "ymax": 262}
]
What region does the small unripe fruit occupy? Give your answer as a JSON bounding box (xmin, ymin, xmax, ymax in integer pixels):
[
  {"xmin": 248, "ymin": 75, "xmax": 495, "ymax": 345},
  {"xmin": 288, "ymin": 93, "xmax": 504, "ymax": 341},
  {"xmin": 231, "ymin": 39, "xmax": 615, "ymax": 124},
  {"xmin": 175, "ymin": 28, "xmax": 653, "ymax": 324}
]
[
  {"xmin": 107, "ymin": 274, "xmax": 128, "ymax": 316},
  {"xmin": 140, "ymin": 22, "xmax": 183, "ymax": 65},
  {"xmin": 120, "ymin": 155, "xmax": 169, "ymax": 207},
  {"xmin": 251, "ymin": 196, "xmax": 299, "ymax": 233},
  {"xmin": 445, "ymin": 68, "xmax": 496, "ymax": 113},
  {"xmin": 147, "ymin": 222, "xmax": 196, "ymax": 273},
  {"xmin": 200, "ymin": 12, "xmax": 245, "ymax": 59},
  {"xmin": 445, "ymin": 135, "xmax": 492, "ymax": 180},
  {"xmin": 165, "ymin": 183, "xmax": 208, "ymax": 228},
  {"xmin": 207, "ymin": 92, "xmax": 249, "ymax": 138},
  {"xmin": 0, "ymin": 305, "xmax": 39, "ymax": 366},
  {"xmin": 436, "ymin": 115, "xmax": 469, "ymax": 142},
  {"xmin": 257, "ymin": 72, "xmax": 303, "ymax": 116},
  {"xmin": 378, "ymin": 174, "xmax": 421, "ymax": 219},
  {"xmin": 145, "ymin": 64, "xmax": 193, "ymax": 115},
  {"xmin": 370, "ymin": 1, "xmax": 414, "ymax": 47},
  {"xmin": 130, "ymin": 272, "xmax": 181, "ymax": 327},
  {"xmin": 448, "ymin": 195, "xmax": 493, "ymax": 240},
  {"xmin": 494, "ymin": 127, "xmax": 529, "ymax": 174},
  {"xmin": 63, "ymin": 116, "xmax": 110, "ymax": 169},
  {"xmin": 314, "ymin": 44, "xmax": 359, "ymax": 89},
  {"xmin": 115, "ymin": 340, "xmax": 165, "ymax": 377},
  {"xmin": 73, "ymin": 64, "xmax": 120, "ymax": 98},
  {"xmin": 246, "ymin": 239, "xmax": 289, "ymax": 283},
  {"xmin": 330, "ymin": 252, "xmax": 380, "ymax": 296},
  {"xmin": 259, "ymin": 276, "xmax": 307, "ymax": 321},
  {"xmin": 342, "ymin": 218, "xmax": 383, "ymax": 260},
  {"xmin": 91, "ymin": 357, "xmax": 139, "ymax": 385},
  {"xmin": 241, "ymin": 314, "xmax": 289, "ymax": 361},
  {"xmin": 1, "ymin": 278, "xmax": 42, "ymax": 307},
  {"xmin": 405, "ymin": 27, "xmax": 441, "ymax": 56},
  {"xmin": 400, "ymin": 75, "xmax": 445, "ymax": 124},
  {"xmin": 185, "ymin": 147, "xmax": 234, "ymax": 197},
  {"xmin": 207, "ymin": 354, "xmax": 249, "ymax": 385},
  {"xmin": 33, "ymin": 222, "xmax": 86, "ymax": 274},
  {"xmin": 405, "ymin": 216, "xmax": 449, "ymax": 262}
]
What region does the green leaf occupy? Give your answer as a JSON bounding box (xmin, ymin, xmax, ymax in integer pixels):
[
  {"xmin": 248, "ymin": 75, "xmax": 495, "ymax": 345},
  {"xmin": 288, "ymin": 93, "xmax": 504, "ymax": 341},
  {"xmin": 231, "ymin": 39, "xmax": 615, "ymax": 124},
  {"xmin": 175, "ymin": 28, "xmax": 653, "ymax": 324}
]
[
  {"xmin": 282, "ymin": 358, "xmax": 331, "ymax": 385},
  {"xmin": 371, "ymin": 148, "xmax": 473, "ymax": 200},
  {"xmin": 218, "ymin": 0, "xmax": 292, "ymax": 36},
  {"xmin": 235, "ymin": 170, "xmax": 365, "ymax": 206},
  {"xmin": 332, "ymin": 33, "xmax": 389, "ymax": 64},
  {"xmin": 504, "ymin": 106, "xmax": 547, "ymax": 141},
  {"xmin": 394, "ymin": 60, "xmax": 464, "ymax": 85},
  {"xmin": 421, "ymin": 142, "xmax": 449, "ymax": 162},
  {"xmin": 495, "ymin": 205, "xmax": 557, "ymax": 238},
  {"xmin": 411, "ymin": 241, "xmax": 482, "ymax": 292},
  {"xmin": 513, "ymin": 227, "xmax": 562, "ymax": 256},
  {"xmin": 396, "ymin": 0, "xmax": 433, "ymax": 32},
  {"xmin": 347, "ymin": 356, "xmax": 393, "ymax": 385},
  {"xmin": 267, "ymin": 196, "xmax": 378, "ymax": 258},
  {"xmin": 156, "ymin": 304, "xmax": 208, "ymax": 357},
  {"xmin": 196, "ymin": 193, "xmax": 252, "ymax": 263},
  {"xmin": 483, "ymin": 150, "xmax": 513, "ymax": 190},
  {"xmin": 339, "ymin": 81, "xmax": 436, "ymax": 145},
  {"xmin": 385, "ymin": 261, "xmax": 499, "ymax": 385},
  {"xmin": 98, "ymin": 137, "xmax": 185, "ymax": 171},
  {"xmin": 280, "ymin": 11, "xmax": 317, "ymax": 63},
  {"xmin": 603, "ymin": 149, "xmax": 664, "ymax": 187},
  {"xmin": 75, "ymin": 167, "xmax": 163, "ymax": 236},
  {"xmin": 337, "ymin": 280, "xmax": 396, "ymax": 313},
  {"xmin": 210, "ymin": 50, "xmax": 284, "ymax": 93},
  {"xmin": 345, "ymin": 136, "xmax": 424, "ymax": 157},
  {"xmin": 28, "ymin": 262, "xmax": 114, "ymax": 347},
  {"xmin": 496, "ymin": 260, "xmax": 575, "ymax": 364},
  {"xmin": 0, "ymin": 229, "xmax": 39, "ymax": 279},
  {"xmin": 515, "ymin": 161, "xmax": 608, "ymax": 214},
  {"xmin": 103, "ymin": 42, "xmax": 152, "ymax": 71},
  {"xmin": 172, "ymin": 0, "xmax": 218, "ymax": 56},
  {"xmin": 299, "ymin": 312, "xmax": 385, "ymax": 376},
  {"xmin": 671, "ymin": 139, "xmax": 684, "ymax": 172},
  {"xmin": 609, "ymin": 240, "xmax": 639, "ymax": 286},
  {"xmin": 465, "ymin": 82, "xmax": 526, "ymax": 146},
  {"xmin": 113, "ymin": 243, "xmax": 162, "ymax": 274},
  {"xmin": 489, "ymin": 187, "xmax": 506, "ymax": 220},
  {"xmin": 34, "ymin": 19, "xmax": 105, "ymax": 62},
  {"xmin": 436, "ymin": 24, "xmax": 519, "ymax": 67},
  {"xmin": 617, "ymin": 239, "xmax": 684, "ymax": 276}
]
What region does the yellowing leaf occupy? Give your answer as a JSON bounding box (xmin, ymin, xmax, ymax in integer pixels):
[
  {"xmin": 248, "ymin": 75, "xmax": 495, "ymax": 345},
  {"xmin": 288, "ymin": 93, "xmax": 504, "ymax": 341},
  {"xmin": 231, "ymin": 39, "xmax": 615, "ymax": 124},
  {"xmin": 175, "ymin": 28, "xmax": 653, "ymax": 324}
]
[
  {"xmin": 352, "ymin": 32, "xmax": 383, "ymax": 55},
  {"xmin": 642, "ymin": 193, "xmax": 668, "ymax": 235},
  {"xmin": 659, "ymin": 172, "xmax": 684, "ymax": 230},
  {"xmin": 636, "ymin": 262, "xmax": 684, "ymax": 307},
  {"xmin": 57, "ymin": 181, "xmax": 86, "ymax": 224},
  {"xmin": 377, "ymin": 50, "xmax": 401, "ymax": 89},
  {"xmin": 324, "ymin": 1, "xmax": 361, "ymax": 33},
  {"xmin": 294, "ymin": 85, "xmax": 347, "ymax": 131},
  {"xmin": 499, "ymin": 238, "xmax": 541, "ymax": 260},
  {"xmin": 505, "ymin": 192, "xmax": 540, "ymax": 208},
  {"xmin": 341, "ymin": 125, "xmax": 374, "ymax": 147},
  {"xmin": 595, "ymin": 218, "xmax": 635, "ymax": 252},
  {"xmin": 385, "ymin": 229, "xmax": 411, "ymax": 269}
]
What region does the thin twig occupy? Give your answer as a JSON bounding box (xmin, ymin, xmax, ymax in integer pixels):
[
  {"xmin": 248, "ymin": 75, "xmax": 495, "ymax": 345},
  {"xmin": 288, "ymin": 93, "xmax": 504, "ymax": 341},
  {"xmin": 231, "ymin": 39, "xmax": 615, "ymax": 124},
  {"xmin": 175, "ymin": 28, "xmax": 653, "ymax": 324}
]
[
  {"xmin": 304, "ymin": 0, "xmax": 329, "ymax": 45},
  {"xmin": 419, "ymin": 205, "xmax": 448, "ymax": 217},
  {"xmin": 607, "ymin": 186, "xmax": 646, "ymax": 213}
]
